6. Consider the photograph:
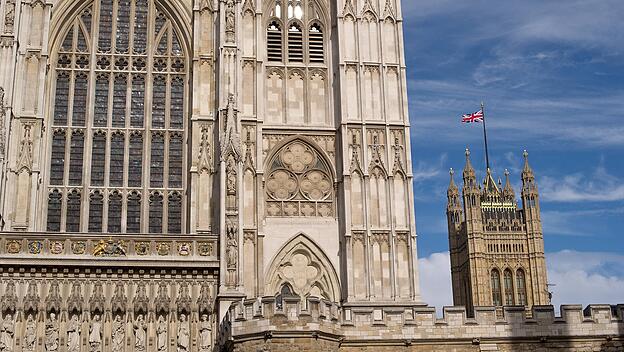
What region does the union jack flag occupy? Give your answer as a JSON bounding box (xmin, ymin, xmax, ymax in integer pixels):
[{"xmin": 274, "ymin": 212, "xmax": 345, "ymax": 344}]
[{"xmin": 461, "ymin": 109, "xmax": 484, "ymax": 123}]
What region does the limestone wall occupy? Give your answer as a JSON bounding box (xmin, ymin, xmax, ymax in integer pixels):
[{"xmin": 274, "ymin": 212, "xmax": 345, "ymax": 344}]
[{"xmin": 224, "ymin": 296, "xmax": 624, "ymax": 351}]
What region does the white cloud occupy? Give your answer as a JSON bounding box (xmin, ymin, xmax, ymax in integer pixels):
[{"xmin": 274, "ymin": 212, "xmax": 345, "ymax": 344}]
[
  {"xmin": 418, "ymin": 250, "xmax": 624, "ymax": 311},
  {"xmin": 540, "ymin": 166, "xmax": 624, "ymax": 202},
  {"xmin": 413, "ymin": 153, "xmax": 448, "ymax": 183}
]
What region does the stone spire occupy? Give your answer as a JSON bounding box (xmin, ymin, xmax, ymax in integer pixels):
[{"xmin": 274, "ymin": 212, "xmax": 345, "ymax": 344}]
[
  {"xmin": 462, "ymin": 148, "xmax": 476, "ymax": 188},
  {"xmin": 502, "ymin": 169, "xmax": 515, "ymax": 201},
  {"xmin": 448, "ymin": 168, "xmax": 458, "ymax": 194},
  {"xmin": 522, "ymin": 150, "xmax": 534, "ymax": 182}
]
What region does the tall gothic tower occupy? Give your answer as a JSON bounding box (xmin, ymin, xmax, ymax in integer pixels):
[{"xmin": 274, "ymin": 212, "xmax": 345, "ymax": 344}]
[
  {"xmin": 0, "ymin": 0, "xmax": 421, "ymax": 349},
  {"xmin": 447, "ymin": 149, "xmax": 550, "ymax": 315}
]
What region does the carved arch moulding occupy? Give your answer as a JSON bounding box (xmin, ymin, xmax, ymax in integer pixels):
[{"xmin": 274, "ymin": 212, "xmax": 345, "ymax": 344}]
[{"xmin": 265, "ymin": 233, "xmax": 341, "ymax": 302}]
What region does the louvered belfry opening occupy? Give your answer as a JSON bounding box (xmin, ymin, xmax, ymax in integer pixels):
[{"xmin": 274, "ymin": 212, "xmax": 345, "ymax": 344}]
[
  {"xmin": 267, "ymin": 21, "xmax": 283, "ymax": 62},
  {"xmin": 47, "ymin": 0, "xmax": 187, "ymax": 234},
  {"xmin": 308, "ymin": 23, "xmax": 323, "ymax": 63},
  {"xmin": 287, "ymin": 22, "xmax": 303, "ymax": 62}
]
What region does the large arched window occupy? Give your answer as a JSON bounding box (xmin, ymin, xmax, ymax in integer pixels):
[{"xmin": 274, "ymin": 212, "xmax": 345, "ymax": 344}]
[
  {"xmin": 265, "ymin": 140, "xmax": 334, "ymax": 217},
  {"xmin": 47, "ymin": 0, "xmax": 187, "ymax": 233},
  {"xmin": 491, "ymin": 269, "xmax": 502, "ymax": 306},
  {"xmin": 503, "ymin": 269, "xmax": 514, "ymax": 305},
  {"xmin": 266, "ymin": 0, "xmax": 326, "ymax": 64},
  {"xmin": 516, "ymin": 269, "xmax": 527, "ymax": 306}
]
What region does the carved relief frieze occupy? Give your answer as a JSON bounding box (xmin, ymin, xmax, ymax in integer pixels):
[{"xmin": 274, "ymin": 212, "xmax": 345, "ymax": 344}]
[
  {"xmin": 176, "ymin": 281, "xmax": 192, "ymax": 314},
  {"xmin": 5, "ymin": 239, "xmax": 20, "ymax": 253},
  {"xmin": 199, "ymin": 0, "xmax": 213, "ymax": 12},
  {"xmin": 67, "ymin": 280, "xmax": 83, "ymax": 313},
  {"xmin": 198, "ymin": 124, "xmax": 213, "ymax": 173},
  {"xmin": 1, "ymin": 280, "xmax": 17, "ymax": 313},
  {"xmin": 90, "ymin": 281, "xmax": 105, "ymax": 313},
  {"xmin": 197, "ymin": 281, "xmax": 213, "ymax": 314},
  {"xmin": 45, "ymin": 280, "xmax": 62, "ymax": 313},
  {"xmin": 352, "ymin": 231, "xmax": 366, "ymax": 243},
  {"xmin": 93, "ymin": 238, "xmax": 126, "ymax": 257},
  {"xmin": 133, "ymin": 280, "xmax": 149, "ymax": 314},
  {"xmin": 27, "ymin": 240, "xmax": 42, "ymax": 254},
  {"xmin": 22, "ymin": 280, "xmax": 39, "ymax": 313},
  {"xmin": 155, "ymin": 281, "xmax": 170, "ymax": 314},
  {"xmin": 224, "ymin": 0, "xmax": 236, "ymax": 43},
  {"xmin": 382, "ymin": 0, "xmax": 395, "ymax": 20},
  {"xmin": 361, "ymin": 0, "xmax": 377, "ymax": 18},
  {"xmin": 111, "ymin": 281, "xmax": 127, "ymax": 313},
  {"xmin": 241, "ymin": 0, "xmax": 254, "ymax": 15},
  {"xmin": 342, "ymin": 0, "xmax": 356, "ymax": 17},
  {"xmin": 3, "ymin": 0, "xmax": 15, "ymax": 34},
  {"xmin": 371, "ymin": 232, "xmax": 389, "ymax": 244}
]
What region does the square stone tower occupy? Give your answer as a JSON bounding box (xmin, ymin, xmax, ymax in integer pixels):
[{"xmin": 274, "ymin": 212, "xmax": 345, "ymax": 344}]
[{"xmin": 447, "ymin": 149, "xmax": 550, "ymax": 314}]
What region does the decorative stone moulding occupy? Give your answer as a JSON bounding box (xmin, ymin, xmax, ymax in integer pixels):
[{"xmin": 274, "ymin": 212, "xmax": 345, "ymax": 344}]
[{"xmin": 0, "ymin": 234, "xmax": 219, "ymax": 262}]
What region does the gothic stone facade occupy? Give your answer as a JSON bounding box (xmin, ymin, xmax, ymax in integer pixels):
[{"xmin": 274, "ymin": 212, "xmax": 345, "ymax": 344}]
[
  {"xmin": 0, "ymin": 0, "xmax": 621, "ymax": 351},
  {"xmin": 446, "ymin": 150, "xmax": 550, "ymax": 315}
]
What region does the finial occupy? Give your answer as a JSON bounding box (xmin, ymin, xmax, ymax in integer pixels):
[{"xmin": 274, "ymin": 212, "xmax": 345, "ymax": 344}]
[
  {"xmin": 523, "ymin": 150, "xmax": 529, "ymax": 159},
  {"xmin": 465, "ymin": 148, "xmax": 470, "ymax": 157},
  {"xmin": 449, "ymin": 168, "xmax": 455, "ymax": 176},
  {"xmin": 504, "ymin": 169, "xmax": 510, "ymax": 177}
]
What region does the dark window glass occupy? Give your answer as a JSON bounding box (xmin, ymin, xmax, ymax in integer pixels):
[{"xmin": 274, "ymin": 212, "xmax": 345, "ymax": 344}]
[
  {"xmin": 491, "ymin": 270, "xmax": 502, "ymax": 306},
  {"xmin": 149, "ymin": 192, "xmax": 163, "ymax": 233},
  {"xmin": 128, "ymin": 132, "xmax": 143, "ymax": 187},
  {"xmin": 516, "ymin": 270, "xmax": 527, "ymax": 306},
  {"xmin": 88, "ymin": 191, "xmax": 104, "ymax": 232},
  {"xmin": 150, "ymin": 133, "xmax": 164, "ymax": 187},
  {"xmin": 131, "ymin": 75, "xmax": 145, "ymax": 127},
  {"xmin": 152, "ymin": 75, "xmax": 166, "ymax": 128},
  {"xmin": 112, "ymin": 74, "xmax": 127, "ymax": 127},
  {"xmin": 108, "ymin": 191, "xmax": 122, "ymax": 233},
  {"xmin": 81, "ymin": 7, "xmax": 93, "ymax": 36},
  {"xmin": 168, "ymin": 132, "xmax": 183, "ymax": 188},
  {"xmin": 91, "ymin": 131, "xmax": 106, "ymax": 186},
  {"xmin": 47, "ymin": 190, "xmax": 63, "ymax": 232},
  {"xmin": 62, "ymin": 26, "xmax": 74, "ymax": 51},
  {"xmin": 68, "ymin": 130, "xmax": 84, "ymax": 185},
  {"xmin": 115, "ymin": 0, "xmax": 131, "ymax": 53},
  {"xmin": 110, "ymin": 132, "xmax": 125, "ymax": 186},
  {"xmin": 154, "ymin": 11, "xmax": 166, "ymax": 35},
  {"xmin": 133, "ymin": 0, "xmax": 149, "ymax": 53},
  {"xmin": 77, "ymin": 27, "xmax": 88, "ymax": 52},
  {"xmin": 98, "ymin": 0, "xmax": 113, "ymax": 51},
  {"xmin": 94, "ymin": 73, "xmax": 109, "ymax": 127},
  {"xmin": 167, "ymin": 191, "xmax": 182, "ymax": 233},
  {"xmin": 157, "ymin": 30, "xmax": 168, "ymax": 54},
  {"xmin": 127, "ymin": 191, "xmax": 141, "ymax": 233},
  {"xmin": 54, "ymin": 72, "xmax": 70, "ymax": 125},
  {"xmin": 66, "ymin": 190, "xmax": 82, "ymax": 232},
  {"xmin": 50, "ymin": 131, "xmax": 66, "ymax": 185},
  {"xmin": 172, "ymin": 31, "xmax": 182, "ymax": 55},
  {"xmin": 170, "ymin": 76, "xmax": 184, "ymax": 129}
]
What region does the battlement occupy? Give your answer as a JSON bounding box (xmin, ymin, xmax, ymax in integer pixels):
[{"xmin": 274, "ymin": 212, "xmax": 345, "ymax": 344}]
[{"xmin": 223, "ymin": 296, "xmax": 624, "ymax": 348}]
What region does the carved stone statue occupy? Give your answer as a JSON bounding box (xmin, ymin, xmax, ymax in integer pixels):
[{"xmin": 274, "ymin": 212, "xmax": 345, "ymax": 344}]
[
  {"xmin": 156, "ymin": 315, "xmax": 167, "ymax": 351},
  {"xmin": 177, "ymin": 314, "xmax": 189, "ymax": 352},
  {"xmin": 23, "ymin": 314, "xmax": 36, "ymax": 351},
  {"xmin": 45, "ymin": 313, "xmax": 59, "ymax": 351},
  {"xmin": 67, "ymin": 314, "xmax": 81, "ymax": 352},
  {"xmin": 225, "ymin": 0, "xmax": 236, "ymax": 42},
  {"xmin": 88, "ymin": 314, "xmax": 102, "ymax": 352},
  {"xmin": 0, "ymin": 314, "xmax": 14, "ymax": 352},
  {"xmin": 198, "ymin": 314, "xmax": 212, "ymax": 351},
  {"xmin": 133, "ymin": 314, "xmax": 147, "ymax": 352},
  {"xmin": 111, "ymin": 314, "xmax": 124, "ymax": 352}
]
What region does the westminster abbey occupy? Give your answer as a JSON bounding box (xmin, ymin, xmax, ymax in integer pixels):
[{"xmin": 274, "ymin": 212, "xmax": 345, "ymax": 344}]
[{"xmin": 0, "ymin": 0, "xmax": 621, "ymax": 351}]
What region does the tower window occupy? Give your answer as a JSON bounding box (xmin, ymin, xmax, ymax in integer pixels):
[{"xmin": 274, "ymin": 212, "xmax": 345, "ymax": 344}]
[
  {"xmin": 308, "ymin": 23, "xmax": 324, "ymax": 63},
  {"xmin": 288, "ymin": 23, "xmax": 303, "ymax": 62},
  {"xmin": 267, "ymin": 21, "xmax": 283, "ymax": 62},
  {"xmin": 491, "ymin": 269, "xmax": 502, "ymax": 306},
  {"xmin": 516, "ymin": 269, "xmax": 527, "ymax": 306},
  {"xmin": 503, "ymin": 269, "xmax": 514, "ymax": 305}
]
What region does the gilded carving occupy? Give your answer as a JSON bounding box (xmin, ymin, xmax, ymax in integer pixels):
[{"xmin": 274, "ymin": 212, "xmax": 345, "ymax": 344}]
[
  {"xmin": 93, "ymin": 239, "xmax": 126, "ymax": 257},
  {"xmin": 135, "ymin": 241, "xmax": 150, "ymax": 255},
  {"xmin": 49, "ymin": 241, "xmax": 64, "ymax": 254},
  {"xmin": 156, "ymin": 242, "xmax": 170, "ymax": 256},
  {"xmin": 198, "ymin": 242, "xmax": 213, "ymax": 256},
  {"xmin": 71, "ymin": 241, "xmax": 86, "ymax": 254},
  {"xmin": 178, "ymin": 242, "xmax": 191, "ymax": 256},
  {"xmin": 28, "ymin": 241, "xmax": 42, "ymax": 254},
  {"xmin": 5, "ymin": 240, "xmax": 20, "ymax": 254}
]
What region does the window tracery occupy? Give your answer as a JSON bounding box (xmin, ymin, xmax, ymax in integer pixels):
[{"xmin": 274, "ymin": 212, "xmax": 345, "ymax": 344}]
[
  {"xmin": 265, "ymin": 140, "xmax": 334, "ymax": 217},
  {"xmin": 47, "ymin": 0, "xmax": 187, "ymax": 233},
  {"xmin": 491, "ymin": 269, "xmax": 502, "ymax": 306}
]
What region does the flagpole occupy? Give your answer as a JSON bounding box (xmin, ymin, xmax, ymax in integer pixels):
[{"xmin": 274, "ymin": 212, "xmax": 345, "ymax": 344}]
[{"xmin": 481, "ymin": 101, "xmax": 491, "ymax": 170}]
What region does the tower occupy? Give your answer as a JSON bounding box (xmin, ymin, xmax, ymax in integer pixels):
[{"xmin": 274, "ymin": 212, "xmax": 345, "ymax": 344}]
[{"xmin": 447, "ymin": 149, "xmax": 550, "ymax": 314}]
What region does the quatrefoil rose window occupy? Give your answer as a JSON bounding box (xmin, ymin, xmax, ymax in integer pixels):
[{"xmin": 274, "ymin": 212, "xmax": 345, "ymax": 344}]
[{"xmin": 266, "ymin": 141, "xmax": 334, "ymax": 217}]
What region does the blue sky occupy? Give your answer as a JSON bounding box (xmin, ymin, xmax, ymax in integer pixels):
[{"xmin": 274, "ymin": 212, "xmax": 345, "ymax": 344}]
[{"xmin": 403, "ymin": 1, "xmax": 624, "ymax": 308}]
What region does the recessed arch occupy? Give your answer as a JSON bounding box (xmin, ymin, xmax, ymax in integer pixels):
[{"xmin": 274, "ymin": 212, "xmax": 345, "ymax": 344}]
[{"xmin": 265, "ymin": 233, "xmax": 341, "ymax": 302}]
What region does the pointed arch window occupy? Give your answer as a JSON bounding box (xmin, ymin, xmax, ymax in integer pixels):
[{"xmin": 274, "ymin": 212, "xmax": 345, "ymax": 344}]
[
  {"xmin": 47, "ymin": 0, "xmax": 188, "ymax": 233},
  {"xmin": 504, "ymin": 269, "xmax": 514, "ymax": 305},
  {"xmin": 516, "ymin": 269, "xmax": 527, "ymax": 306},
  {"xmin": 491, "ymin": 269, "xmax": 502, "ymax": 306}
]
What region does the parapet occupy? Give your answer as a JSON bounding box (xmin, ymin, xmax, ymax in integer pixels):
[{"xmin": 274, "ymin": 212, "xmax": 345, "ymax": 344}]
[{"xmin": 224, "ymin": 296, "xmax": 624, "ymax": 347}]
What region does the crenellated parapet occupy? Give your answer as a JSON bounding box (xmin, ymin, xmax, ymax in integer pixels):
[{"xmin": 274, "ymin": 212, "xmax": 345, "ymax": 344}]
[{"xmin": 222, "ymin": 296, "xmax": 624, "ymax": 350}]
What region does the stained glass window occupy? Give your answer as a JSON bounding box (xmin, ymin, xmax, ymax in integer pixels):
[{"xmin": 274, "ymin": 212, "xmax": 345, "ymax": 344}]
[{"xmin": 47, "ymin": 0, "xmax": 187, "ymax": 233}]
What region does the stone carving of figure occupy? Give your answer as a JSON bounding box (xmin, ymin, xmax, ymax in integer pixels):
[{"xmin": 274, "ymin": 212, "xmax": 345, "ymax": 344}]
[
  {"xmin": 4, "ymin": 0, "xmax": 15, "ymax": 33},
  {"xmin": 225, "ymin": 0, "xmax": 235, "ymax": 41},
  {"xmin": 88, "ymin": 314, "xmax": 102, "ymax": 352},
  {"xmin": 176, "ymin": 314, "xmax": 189, "ymax": 352},
  {"xmin": 45, "ymin": 313, "xmax": 60, "ymax": 351},
  {"xmin": 67, "ymin": 314, "xmax": 81, "ymax": 352},
  {"xmin": 198, "ymin": 314, "xmax": 212, "ymax": 351},
  {"xmin": 156, "ymin": 315, "xmax": 167, "ymax": 351},
  {"xmin": 133, "ymin": 314, "xmax": 147, "ymax": 352},
  {"xmin": 111, "ymin": 315, "xmax": 124, "ymax": 352},
  {"xmin": 0, "ymin": 314, "xmax": 14, "ymax": 352},
  {"xmin": 24, "ymin": 314, "xmax": 36, "ymax": 351}
]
